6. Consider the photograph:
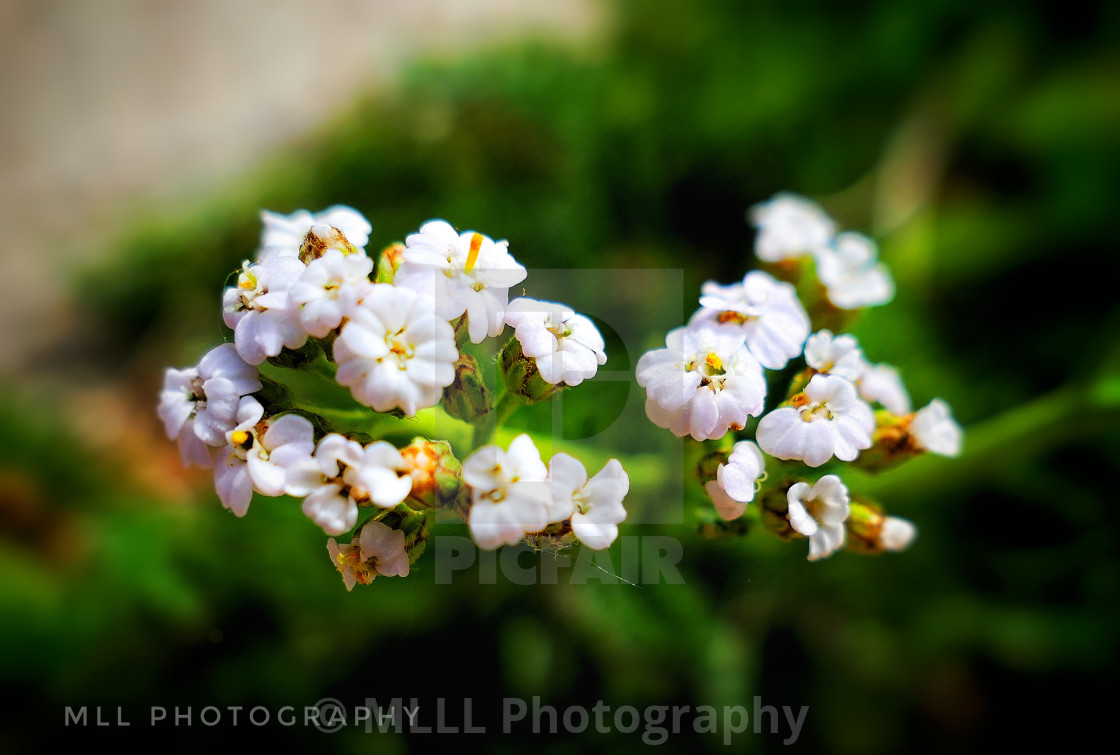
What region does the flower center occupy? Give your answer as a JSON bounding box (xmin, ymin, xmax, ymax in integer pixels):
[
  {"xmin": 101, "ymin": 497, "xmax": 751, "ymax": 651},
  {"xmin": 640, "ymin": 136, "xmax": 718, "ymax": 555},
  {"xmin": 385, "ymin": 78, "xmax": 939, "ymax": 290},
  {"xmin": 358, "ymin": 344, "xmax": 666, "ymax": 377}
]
[
  {"xmin": 717, "ymin": 310, "xmax": 753, "ymax": 325},
  {"xmin": 189, "ymin": 376, "xmax": 207, "ymax": 407},
  {"xmin": 546, "ymin": 316, "xmax": 572, "ymax": 340},
  {"xmin": 790, "ymin": 392, "xmax": 833, "ymax": 421},
  {"xmin": 386, "ymin": 329, "xmax": 415, "ymax": 365},
  {"xmin": 686, "ymin": 351, "xmax": 728, "ymax": 389},
  {"xmin": 572, "ymin": 489, "xmax": 590, "ymax": 515}
]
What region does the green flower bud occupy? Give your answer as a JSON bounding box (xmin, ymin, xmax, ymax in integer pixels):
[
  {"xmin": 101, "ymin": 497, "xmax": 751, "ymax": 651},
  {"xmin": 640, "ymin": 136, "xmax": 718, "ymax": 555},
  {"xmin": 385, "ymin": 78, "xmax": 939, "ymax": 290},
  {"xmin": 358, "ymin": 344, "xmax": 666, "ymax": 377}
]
[
  {"xmin": 370, "ymin": 504, "xmax": 432, "ymax": 565},
  {"xmin": 786, "ymin": 367, "xmax": 815, "ymax": 398},
  {"xmin": 758, "ymin": 480, "xmax": 801, "ymax": 541},
  {"xmin": 499, "ymin": 336, "xmax": 563, "ymax": 404},
  {"xmin": 374, "ymin": 242, "xmax": 406, "ymax": 284},
  {"xmin": 696, "ymin": 450, "xmax": 730, "ymax": 485},
  {"xmin": 441, "ymin": 353, "xmax": 491, "ymax": 423},
  {"xmin": 854, "ymin": 410, "xmax": 921, "ymax": 474},
  {"xmin": 399, "ymin": 437, "xmax": 463, "ymax": 510},
  {"xmin": 845, "ymin": 497, "xmax": 917, "ymax": 555}
]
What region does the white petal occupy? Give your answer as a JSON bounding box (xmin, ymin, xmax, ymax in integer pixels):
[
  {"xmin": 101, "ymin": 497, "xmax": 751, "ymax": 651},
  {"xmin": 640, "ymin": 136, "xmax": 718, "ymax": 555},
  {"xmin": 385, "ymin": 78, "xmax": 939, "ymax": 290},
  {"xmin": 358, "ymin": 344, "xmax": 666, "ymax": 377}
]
[
  {"xmin": 705, "ymin": 479, "xmax": 747, "ymax": 521},
  {"xmin": 214, "ymin": 454, "xmax": 252, "ymax": 517},
  {"xmin": 880, "ymin": 517, "xmax": 917, "ymax": 551}
]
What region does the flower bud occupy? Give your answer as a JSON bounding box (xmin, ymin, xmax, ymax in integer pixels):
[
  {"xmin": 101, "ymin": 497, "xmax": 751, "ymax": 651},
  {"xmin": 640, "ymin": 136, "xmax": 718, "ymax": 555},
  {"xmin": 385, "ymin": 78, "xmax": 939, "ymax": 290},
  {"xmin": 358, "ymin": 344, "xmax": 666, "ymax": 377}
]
[
  {"xmin": 758, "ymin": 481, "xmax": 801, "ymax": 541},
  {"xmin": 369, "ymin": 505, "xmax": 432, "ymax": 565},
  {"xmin": 786, "ymin": 367, "xmax": 815, "ymax": 398},
  {"xmin": 374, "ymin": 242, "xmax": 406, "ymax": 284},
  {"xmin": 845, "ymin": 498, "xmax": 917, "ymax": 554},
  {"xmin": 399, "ymin": 437, "xmax": 462, "ymax": 510},
  {"xmin": 695, "ymin": 450, "xmax": 730, "ymax": 484},
  {"xmin": 441, "ymin": 354, "xmax": 491, "ymax": 423},
  {"xmin": 760, "ymin": 255, "xmax": 815, "ymax": 287},
  {"xmin": 854, "ymin": 411, "xmax": 921, "ymax": 473},
  {"xmin": 523, "ymin": 521, "xmax": 577, "ymax": 552},
  {"xmin": 299, "ymin": 224, "xmax": 358, "ymax": 263},
  {"xmin": 499, "ymin": 336, "xmax": 563, "ymax": 404}
]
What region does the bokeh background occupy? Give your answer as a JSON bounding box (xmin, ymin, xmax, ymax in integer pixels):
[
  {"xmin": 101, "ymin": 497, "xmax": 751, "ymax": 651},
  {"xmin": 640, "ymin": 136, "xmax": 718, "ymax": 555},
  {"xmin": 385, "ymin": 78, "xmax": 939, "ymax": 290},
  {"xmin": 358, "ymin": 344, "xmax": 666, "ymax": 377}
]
[{"xmin": 2, "ymin": 0, "xmax": 1118, "ymax": 751}]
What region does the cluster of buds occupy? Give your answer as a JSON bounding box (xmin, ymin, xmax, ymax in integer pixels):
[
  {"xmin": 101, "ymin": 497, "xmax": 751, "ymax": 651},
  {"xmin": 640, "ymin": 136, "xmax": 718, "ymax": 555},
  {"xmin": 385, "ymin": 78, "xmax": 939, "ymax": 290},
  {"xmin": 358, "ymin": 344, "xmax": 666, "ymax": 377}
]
[
  {"xmin": 639, "ymin": 193, "xmax": 962, "ymax": 561},
  {"xmin": 158, "ymin": 207, "xmax": 627, "ymax": 589}
]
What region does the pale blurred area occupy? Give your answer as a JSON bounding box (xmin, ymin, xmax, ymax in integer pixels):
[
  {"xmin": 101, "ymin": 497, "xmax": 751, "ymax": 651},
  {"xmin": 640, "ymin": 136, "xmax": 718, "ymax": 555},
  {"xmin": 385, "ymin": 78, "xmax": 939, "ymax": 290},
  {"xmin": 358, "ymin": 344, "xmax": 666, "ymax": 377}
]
[{"xmin": 0, "ymin": 0, "xmax": 603, "ymax": 372}]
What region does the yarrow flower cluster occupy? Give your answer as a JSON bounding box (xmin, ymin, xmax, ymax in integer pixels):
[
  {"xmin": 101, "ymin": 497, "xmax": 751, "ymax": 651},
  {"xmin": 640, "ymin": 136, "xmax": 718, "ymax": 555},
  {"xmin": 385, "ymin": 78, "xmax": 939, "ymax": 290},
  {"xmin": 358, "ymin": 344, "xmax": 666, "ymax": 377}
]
[
  {"xmin": 641, "ymin": 192, "xmax": 963, "ymax": 561},
  {"xmin": 159, "ymin": 206, "xmax": 626, "ymax": 590}
]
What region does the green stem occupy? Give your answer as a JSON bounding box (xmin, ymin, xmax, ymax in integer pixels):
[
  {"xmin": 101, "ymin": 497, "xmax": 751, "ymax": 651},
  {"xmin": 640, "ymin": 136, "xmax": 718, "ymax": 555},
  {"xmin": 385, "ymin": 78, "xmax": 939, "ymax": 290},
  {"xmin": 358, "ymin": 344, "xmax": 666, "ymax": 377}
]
[{"xmin": 471, "ymin": 389, "xmax": 523, "ymax": 448}]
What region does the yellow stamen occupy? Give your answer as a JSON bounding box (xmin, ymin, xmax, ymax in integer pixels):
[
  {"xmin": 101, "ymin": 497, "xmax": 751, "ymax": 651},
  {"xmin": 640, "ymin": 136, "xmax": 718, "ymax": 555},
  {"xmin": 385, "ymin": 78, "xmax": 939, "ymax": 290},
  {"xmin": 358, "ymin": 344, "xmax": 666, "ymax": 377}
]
[
  {"xmin": 465, "ymin": 233, "xmax": 483, "ymax": 273},
  {"xmin": 230, "ymin": 430, "xmax": 250, "ymax": 445},
  {"xmin": 705, "ymin": 353, "xmax": 723, "ymax": 371}
]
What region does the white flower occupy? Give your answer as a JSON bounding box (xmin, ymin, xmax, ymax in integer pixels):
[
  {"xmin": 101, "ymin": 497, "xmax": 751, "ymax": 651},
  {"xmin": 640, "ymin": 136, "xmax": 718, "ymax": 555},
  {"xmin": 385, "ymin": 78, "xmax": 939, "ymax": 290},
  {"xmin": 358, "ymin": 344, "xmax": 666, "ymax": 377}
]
[
  {"xmin": 756, "ymin": 374, "xmax": 875, "ymax": 467},
  {"xmin": 787, "ymin": 474, "xmax": 850, "ymax": 561},
  {"xmin": 803, "ymin": 330, "xmax": 868, "ymax": 381},
  {"xmin": 289, "ymin": 248, "xmax": 374, "ymax": 338},
  {"xmin": 462, "ymin": 434, "xmax": 551, "ymax": 550},
  {"xmin": 704, "ymin": 440, "xmax": 765, "ymax": 521},
  {"xmin": 816, "ymin": 232, "xmax": 894, "ymax": 309},
  {"xmin": 285, "ymin": 435, "xmax": 412, "ymax": 536},
  {"xmin": 748, "ymin": 192, "xmax": 836, "ymax": 262},
  {"xmin": 857, "ymin": 363, "xmax": 911, "ymax": 415},
  {"xmin": 637, "ymin": 322, "xmax": 767, "ymax": 441},
  {"xmin": 546, "ymin": 455, "xmax": 629, "ymax": 550},
  {"xmin": 910, "ymin": 399, "xmax": 963, "ymax": 457},
  {"xmin": 158, "ymin": 343, "xmax": 261, "ymax": 468},
  {"xmin": 504, "ymin": 297, "xmax": 607, "ymax": 386},
  {"xmin": 334, "ymin": 284, "xmax": 458, "ymax": 416},
  {"xmin": 327, "ymin": 521, "xmax": 410, "ymax": 590},
  {"xmin": 257, "ymin": 205, "xmax": 372, "ymax": 262},
  {"xmin": 393, "ymin": 220, "xmax": 527, "ymax": 344},
  {"xmin": 879, "ymin": 516, "xmax": 917, "ymax": 552},
  {"xmin": 212, "ymin": 398, "xmax": 315, "ymax": 517},
  {"xmin": 691, "ymin": 271, "xmax": 810, "ymax": 370},
  {"xmin": 222, "ymin": 257, "xmax": 308, "ymax": 365}
]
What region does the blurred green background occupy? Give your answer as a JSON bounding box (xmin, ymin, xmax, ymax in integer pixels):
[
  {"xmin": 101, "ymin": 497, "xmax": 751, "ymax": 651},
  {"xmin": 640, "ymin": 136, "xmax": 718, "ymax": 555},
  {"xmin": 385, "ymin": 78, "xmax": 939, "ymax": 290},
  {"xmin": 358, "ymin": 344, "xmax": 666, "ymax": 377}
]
[{"xmin": 2, "ymin": 0, "xmax": 1119, "ymax": 751}]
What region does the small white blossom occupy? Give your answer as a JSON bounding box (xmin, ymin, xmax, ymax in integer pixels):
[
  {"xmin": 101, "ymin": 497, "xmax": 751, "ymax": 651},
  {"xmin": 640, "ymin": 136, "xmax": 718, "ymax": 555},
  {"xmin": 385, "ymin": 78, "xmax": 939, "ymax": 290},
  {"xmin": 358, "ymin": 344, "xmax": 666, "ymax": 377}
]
[
  {"xmin": 257, "ymin": 206, "xmax": 372, "ymax": 262},
  {"xmin": 546, "ymin": 454, "xmax": 629, "ymax": 550},
  {"xmin": 803, "ymin": 330, "xmax": 868, "ymax": 382},
  {"xmin": 334, "ymin": 284, "xmax": 458, "ymax": 416},
  {"xmin": 816, "ymin": 232, "xmax": 894, "ymax": 309},
  {"xmin": 691, "ymin": 271, "xmax": 810, "ymax": 370},
  {"xmin": 158, "ymin": 344, "xmax": 261, "ymax": 468},
  {"xmin": 748, "ymin": 192, "xmax": 836, "ymax": 262},
  {"xmin": 327, "ymin": 521, "xmax": 410, "ymax": 590},
  {"xmin": 910, "ymin": 399, "xmax": 963, "ymax": 457},
  {"xmin": 858, "ymin": 363, "xmax": 911, "ymax": 415},
  {"xmin": 879, "ymin": 516, "xmax": 917, "ymax": 552},
  {"xmin": 285, "ymin": 435, "xmax": 412, "ymax": 536},
  {"xmin": 289, "ymin": 248, "xmax": 374, "ymax": 338},
  {"xmin": 393, "ymin": 220, "xmax": 527, "ymax": 344},
  {"xmin": 756, "ymin": 374, "xmax": 875, "ymax": 467},
  {"xmin": 212, "ymin": 398, "xmax": 316, "ymax": 517},
  {"xmin": 222, "ymin": 257, "xmax": 308, "ymax": 365},
  {"xmin": 704, "ymin": 440, "xmax": 765, "ymax": 521},
  {"xmin": 505, "ymin": 297, "xmax": 607, "ymax": 386},
  {"xmin": 637, "ymin": 322, "xmax": 767, "ymax": 441},
  {"xmin": 787, "ymin": 474, "xmax": 850, "ymax": 561},
  {"xmin": 462, "ymin": 434, "xmax": 551, "ymax": 550}
]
